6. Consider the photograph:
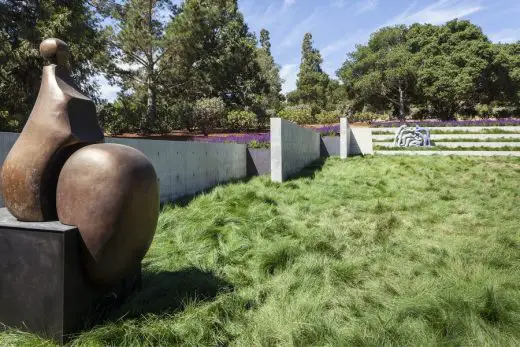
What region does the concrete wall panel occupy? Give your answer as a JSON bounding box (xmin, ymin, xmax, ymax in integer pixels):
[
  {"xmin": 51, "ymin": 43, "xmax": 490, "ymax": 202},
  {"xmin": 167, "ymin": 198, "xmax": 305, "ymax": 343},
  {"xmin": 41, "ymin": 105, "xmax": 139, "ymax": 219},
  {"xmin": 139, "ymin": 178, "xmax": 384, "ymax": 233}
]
[
  {"xmin": 350, "ymin": 128, "xmax": 374, "ymax": 155},
  {"xmin": 340, "ymin": 118, "xmax": 349, "ymax": 159},
  {"xmin": 0, "ymin": 133, "xmax": 247, "ymax": 207},
  {"xmin": 271, "ymin": 118, "xmax": 320, "ymax": 182}
]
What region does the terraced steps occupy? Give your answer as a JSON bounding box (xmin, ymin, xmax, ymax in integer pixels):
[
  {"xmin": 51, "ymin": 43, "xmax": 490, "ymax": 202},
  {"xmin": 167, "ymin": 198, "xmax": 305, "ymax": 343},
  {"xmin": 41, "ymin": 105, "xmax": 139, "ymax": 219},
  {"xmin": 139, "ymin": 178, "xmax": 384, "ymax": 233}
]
[
  {"xmin": 376, "ymin": 151, "xmax": 520, "ymax": 157},
  {"xmin": 371, "ymin": 125, "xmax": 520, "ymax": 156},
  {"xmin": 376, "ymin": 142, "xmax": 520, "ymax": 148},
  {"xmin": 373, "ymin": 133, "xmax": 520, "ymax": 141},
  {"xmin": 372, "ymin": 126, "xmax": 520, "ymax": 133}
]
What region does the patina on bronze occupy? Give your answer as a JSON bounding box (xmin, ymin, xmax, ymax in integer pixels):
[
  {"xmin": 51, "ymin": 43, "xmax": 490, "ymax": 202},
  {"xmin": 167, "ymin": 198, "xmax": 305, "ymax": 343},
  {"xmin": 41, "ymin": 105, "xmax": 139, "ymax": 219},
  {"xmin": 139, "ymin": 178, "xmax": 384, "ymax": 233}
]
[
  {"xmin": 1, "ymin": 38, "xmax": 104, "ymax": 221},
  {"xmin": 56, "ymin": 143, "xmax": 159, "ymax": 286}
]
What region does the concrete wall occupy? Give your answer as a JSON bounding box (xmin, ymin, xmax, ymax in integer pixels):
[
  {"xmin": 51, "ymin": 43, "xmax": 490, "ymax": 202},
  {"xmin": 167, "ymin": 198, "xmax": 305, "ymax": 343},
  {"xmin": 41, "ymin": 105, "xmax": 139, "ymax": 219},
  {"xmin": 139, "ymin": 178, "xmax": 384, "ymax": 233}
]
[
  {"xmin": 320, "ymin": 137, "xmax": 340, "ymax": 157},
  {"xmin": 246, "ymin": 148, "xmax": 270, "ymax": 176},
  {"xmin": 106, "ymin": 138, "xmax": 247, "ymax": 202},
  {"xmin": 271, "ymin": 118, "xmax": 321, "ymax": 182},
  {"xmin": 0, "ymin": 133, "xmax": 247, "ymax": 206},
  {"xmin": 350, "ymin": 128, "xmax": 374, "ymax": 155},
  {"xmin": 340, "ymin": 118, "xmax": 350, "ymax": 159}
]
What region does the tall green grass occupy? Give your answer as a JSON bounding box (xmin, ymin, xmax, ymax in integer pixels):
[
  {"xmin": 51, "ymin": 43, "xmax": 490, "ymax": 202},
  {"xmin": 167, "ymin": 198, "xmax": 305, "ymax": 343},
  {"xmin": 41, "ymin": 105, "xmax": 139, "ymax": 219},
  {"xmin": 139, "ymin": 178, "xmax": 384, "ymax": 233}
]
[{"xmin": 2, "ymin": 156, "xmax": 520, "ymax": 346}]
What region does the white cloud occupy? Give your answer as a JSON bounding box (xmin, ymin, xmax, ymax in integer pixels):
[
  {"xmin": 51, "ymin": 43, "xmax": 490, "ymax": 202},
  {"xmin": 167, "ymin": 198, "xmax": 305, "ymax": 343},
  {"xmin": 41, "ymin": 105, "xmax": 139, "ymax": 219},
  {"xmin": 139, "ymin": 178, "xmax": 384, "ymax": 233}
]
[
  {"xmin": 388, "ymin": 0, "xmax": 483, "ymax": 26},
  {"xmin": 93, "ymin": 74, "xmax": 120, "ymax": 102},
  {"xmin": 356, "ymin": 0, "xmax": 378, "ymax": 14},
  {"xmin": 489, "ymin": 28, "xmax": 520, "ymax": 43},
  {"xmin": 321, "ymin": 29, "xmax": 370, "ymax": 58},
  {"xmin": 331, "ymin": 0, "xmax": 348, "ymax": 9},
  {"xmin": 280, "ymin": 10, "xmax": 320, "ymax": 48},
  {"xmin": 241, "ymin": 0, "xmax": 295, "ymax": 32},
  {"xmin": 280, "ymin": 63, "xmax": 299, "ymax": 94},
  {"xmin": 283, "ymin": 0, "xmax": 296, "ymax": 10}
]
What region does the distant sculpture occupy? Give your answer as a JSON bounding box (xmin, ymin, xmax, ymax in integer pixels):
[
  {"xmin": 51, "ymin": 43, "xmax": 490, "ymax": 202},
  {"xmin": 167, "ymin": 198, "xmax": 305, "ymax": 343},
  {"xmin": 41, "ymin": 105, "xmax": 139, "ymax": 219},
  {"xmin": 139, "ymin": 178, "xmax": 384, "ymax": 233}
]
[
  {"xmin": 394, "ymin": 125, "xmax": 431, "ymax": 147},
  {"xmin": 0, "ymin": 39, "xmax": 159, "ymax": 286}
]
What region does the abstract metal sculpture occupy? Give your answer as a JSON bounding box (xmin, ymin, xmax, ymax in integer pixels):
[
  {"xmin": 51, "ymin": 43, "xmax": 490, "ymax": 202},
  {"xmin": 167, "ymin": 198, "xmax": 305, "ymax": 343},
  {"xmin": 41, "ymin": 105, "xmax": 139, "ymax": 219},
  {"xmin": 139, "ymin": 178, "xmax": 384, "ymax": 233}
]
[
  {"xmin": 0, "ymin": 38, "xmax": 159, "ymax": 286},
  {"xmin": 57, "ymin": 143, "xmax": 159, "ymax": 286},
  {"xmin": 393, "ymin": 124, "xmax": 432, "ymax": 147},
  {"xmin": 1, "ymin": 38, "xmax": 104, "ymax": 221}
]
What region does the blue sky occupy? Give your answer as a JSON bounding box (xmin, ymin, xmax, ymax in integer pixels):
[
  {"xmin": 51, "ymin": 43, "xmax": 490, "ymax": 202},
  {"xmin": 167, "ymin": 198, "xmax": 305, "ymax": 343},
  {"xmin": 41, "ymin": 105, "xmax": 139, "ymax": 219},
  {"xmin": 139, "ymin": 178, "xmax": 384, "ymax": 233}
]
[{"xmin": 98, "ymin": 0, "xmax": 520, "ymax": 100}]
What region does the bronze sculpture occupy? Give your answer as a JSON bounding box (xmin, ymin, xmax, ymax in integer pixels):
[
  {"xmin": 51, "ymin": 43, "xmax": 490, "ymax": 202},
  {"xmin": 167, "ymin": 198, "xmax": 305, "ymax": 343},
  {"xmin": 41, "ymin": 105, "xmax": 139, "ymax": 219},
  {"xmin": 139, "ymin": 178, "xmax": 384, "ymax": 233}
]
[
  {"xmin": 57, "ymin": 143, "xmax": 159, "ymax": 286},
  {"xmin": 1, "ymin": 38, "xmax": 104, "ymax": 221},
  {"xmin": 0, "ymin": 38, "xmax": 159, "ymax": 286}
]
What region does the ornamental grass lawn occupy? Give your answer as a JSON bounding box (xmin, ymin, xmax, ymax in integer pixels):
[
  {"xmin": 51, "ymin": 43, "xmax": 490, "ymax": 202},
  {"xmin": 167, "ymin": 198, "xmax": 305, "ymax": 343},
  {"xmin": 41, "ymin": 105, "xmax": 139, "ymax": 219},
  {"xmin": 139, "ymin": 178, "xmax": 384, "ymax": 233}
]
[{"xmin": 2, "ymin": 156, "xmax": 520, "ymax": 346}]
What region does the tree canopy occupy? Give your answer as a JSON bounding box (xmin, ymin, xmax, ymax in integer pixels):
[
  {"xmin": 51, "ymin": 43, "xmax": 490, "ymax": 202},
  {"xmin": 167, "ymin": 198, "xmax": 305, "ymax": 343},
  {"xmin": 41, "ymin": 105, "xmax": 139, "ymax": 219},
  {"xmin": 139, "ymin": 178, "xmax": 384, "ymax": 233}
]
[
  {"xmin": 0, "ymin": 0, "xmax": 107, "ymax": 129},
  {"xmin": 1, "ymin": 3, "xmax": 519, "ymax": 131},
  {"xmin": 338, "ymin": 20, "xmax": 520, "ymax": 120}
]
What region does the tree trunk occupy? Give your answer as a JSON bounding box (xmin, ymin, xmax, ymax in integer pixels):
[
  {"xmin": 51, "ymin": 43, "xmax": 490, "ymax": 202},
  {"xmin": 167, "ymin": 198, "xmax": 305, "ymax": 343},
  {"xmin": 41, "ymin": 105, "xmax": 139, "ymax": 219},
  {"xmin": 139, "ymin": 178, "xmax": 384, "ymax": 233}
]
[
  {"xmin": 398, "ymin": 84, "xmax": 406, "ymax": 122},
  {"xmin": 144, "ymin": 82, "xmax": 156, "ymax": 133},
  {"xmin": 140, "ymin": 0, "xmax": 156, "ymax": 134}
]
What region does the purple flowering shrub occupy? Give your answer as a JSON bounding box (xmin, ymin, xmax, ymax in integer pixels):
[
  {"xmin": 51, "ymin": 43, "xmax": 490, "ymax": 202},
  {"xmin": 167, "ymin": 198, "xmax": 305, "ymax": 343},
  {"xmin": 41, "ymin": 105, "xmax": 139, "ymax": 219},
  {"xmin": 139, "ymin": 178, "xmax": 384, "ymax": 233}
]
[{"xmin": 193, "ymin": 133, "xmax": 271, "ymax": 148}]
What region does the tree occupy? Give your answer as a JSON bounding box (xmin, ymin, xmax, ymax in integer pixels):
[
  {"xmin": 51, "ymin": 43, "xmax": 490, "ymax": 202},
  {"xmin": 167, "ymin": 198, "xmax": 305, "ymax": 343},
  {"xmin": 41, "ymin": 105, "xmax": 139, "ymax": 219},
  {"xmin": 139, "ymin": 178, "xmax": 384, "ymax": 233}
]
[
  {"xmin": 337, "ymin": 26, "xmax": 417, "ymax": 121},
  {"xmin": 260, "ymin": 29, "xmax": 271, "ymax": 55},
  {"xmin": 0, "ymin": 0, "xmax": 107, "ymax": 129},
  {"xmin": 409, "ymin": 20, "xmax": 498, "ymax": 119},
  {"xmin": 290, "ymin": 33, "xmax": 330, "ymax": 112},
  {"xmin": 104, "ymin": 0, "xmax": 177, "ymax": 133},
  {"xmin": 161, "ymin": 0, "xmax": 265, "ymax": 108},
  {"xmin": 256, "ymin": 29, "xmax": 283, "ymax": 114}
]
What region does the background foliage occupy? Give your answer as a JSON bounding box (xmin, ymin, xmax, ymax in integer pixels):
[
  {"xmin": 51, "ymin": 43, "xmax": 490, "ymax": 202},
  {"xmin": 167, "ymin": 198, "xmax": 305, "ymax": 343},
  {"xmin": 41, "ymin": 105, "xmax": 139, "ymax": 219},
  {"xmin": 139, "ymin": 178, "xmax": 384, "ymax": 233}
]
[{"xmin": 1, "ymin": 1, "xmax": 519, "ymax": 132}]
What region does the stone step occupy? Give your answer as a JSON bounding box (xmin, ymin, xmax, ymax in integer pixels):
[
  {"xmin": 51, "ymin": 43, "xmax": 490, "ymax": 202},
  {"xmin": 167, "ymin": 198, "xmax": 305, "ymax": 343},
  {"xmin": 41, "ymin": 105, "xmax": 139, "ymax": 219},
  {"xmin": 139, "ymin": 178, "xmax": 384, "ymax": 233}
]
[
  {"xmin": 371, "ymin": 126, "xmax": 520, "ymax": 133},
  {"xmin": 375, "ymin": 150, "xmax": 520, "ymax": 157},
  {"xmin": 375, "ymin": 142, "xmax": 520, "ymax": 148},
  {"xmin": 373, "ymin": 134, "xmax": 520, "ymax": 141}
]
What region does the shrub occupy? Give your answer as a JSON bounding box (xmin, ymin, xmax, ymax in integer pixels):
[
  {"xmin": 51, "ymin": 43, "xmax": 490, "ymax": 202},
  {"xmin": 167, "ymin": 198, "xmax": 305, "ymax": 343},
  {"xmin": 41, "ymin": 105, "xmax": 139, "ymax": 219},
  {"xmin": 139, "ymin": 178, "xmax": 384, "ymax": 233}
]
[
  {"xmin": 492, "ymin": 106, "xmax": 514, "ymax": 119},
  {"xmin": 226, "ymin": 110, "xmax": 258, "ymax": 131},
  {"xmin": 193, "ymin": 97, "xmax": 226, "ymax": 135},
  {"xmin": 315, "ymin": 110, "xmax": 341, "ymax": 124},
  {"xmin": 279, "ymin": 104, "xmax": 314, "ymax": 125},
  {"xmin": 98, "ymin": 98, "xmax": 142, "ymax": 135},
  {"xmin": 350, "ymin": 112, "xmax": 378, "ymax": 123}
]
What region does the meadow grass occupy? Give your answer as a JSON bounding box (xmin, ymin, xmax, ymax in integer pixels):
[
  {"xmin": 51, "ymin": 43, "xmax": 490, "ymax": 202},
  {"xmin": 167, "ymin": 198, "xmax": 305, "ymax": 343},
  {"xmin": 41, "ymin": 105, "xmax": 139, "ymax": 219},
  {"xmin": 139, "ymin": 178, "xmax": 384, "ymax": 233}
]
[{"xmin": 2, "ymin": 156, "xmax": 520, "ymax": 346}]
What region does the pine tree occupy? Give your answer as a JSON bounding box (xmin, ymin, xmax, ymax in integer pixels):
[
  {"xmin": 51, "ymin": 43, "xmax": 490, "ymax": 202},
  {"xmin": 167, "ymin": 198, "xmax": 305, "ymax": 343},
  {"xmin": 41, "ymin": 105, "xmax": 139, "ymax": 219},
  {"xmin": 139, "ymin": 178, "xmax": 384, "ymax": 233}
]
[
  {"xmin": 0, "ymin": 0, "xmax": 107, "ymax": 129},
  {"xmin": 260, "ymin": 29, "xmax": 271, "ymax": 55},
  {"xmin": 292, "ymin": 32, "xmax": 329, "ymax": 111},
  {"xmin": 256, "ymin": 29, "xmax": 282, "ymax": 112},
  {"xmin": 161, "ymin": 0, "xmax": 265, "ymax": 112},
  {"xmin": 104, "ymin": 0, "xmax": 176, "ymax": 133}
]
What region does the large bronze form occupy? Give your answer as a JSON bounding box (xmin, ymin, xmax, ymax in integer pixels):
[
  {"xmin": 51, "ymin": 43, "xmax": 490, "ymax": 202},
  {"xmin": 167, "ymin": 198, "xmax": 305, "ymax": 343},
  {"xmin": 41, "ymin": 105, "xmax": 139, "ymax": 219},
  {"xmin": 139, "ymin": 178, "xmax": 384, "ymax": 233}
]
[
  {"xmin": 0, "ymin": 39, "xmax": 159, "ymax": 286},
  {"xmin": 1, "ymin": 38, "xmax": 104, "ymax": 221},
  {"xmin": 57, "ymin": 143, "xmax": 159, "ymax": 286}
]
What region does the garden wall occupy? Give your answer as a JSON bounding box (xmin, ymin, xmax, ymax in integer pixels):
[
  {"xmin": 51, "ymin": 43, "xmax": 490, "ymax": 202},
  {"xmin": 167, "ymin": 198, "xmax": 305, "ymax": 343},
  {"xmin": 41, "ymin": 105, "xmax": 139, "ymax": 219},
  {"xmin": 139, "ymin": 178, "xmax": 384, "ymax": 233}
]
[
  {"xmin": 271, "ymin": 118, "xmax": 321, "ymax": 182},
  {"xmin": 350, "ymin": 128, "xmax": 374, "ymax": 155},
  {"xmin": 106, "ymin": 138, "xmax": 247, "ymax": 202},
  {"xmin": 0, "ymin": 133, "xmax": 247, "ymax": 206}
]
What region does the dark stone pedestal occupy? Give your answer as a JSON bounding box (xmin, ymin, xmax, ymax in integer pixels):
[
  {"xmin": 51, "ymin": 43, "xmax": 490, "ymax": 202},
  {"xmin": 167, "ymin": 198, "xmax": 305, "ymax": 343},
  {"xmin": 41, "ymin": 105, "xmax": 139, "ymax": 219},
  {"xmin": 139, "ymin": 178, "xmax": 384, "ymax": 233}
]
[{"xmin": 0, "ymin": 208, "xmax": 140, "ymax": 344}]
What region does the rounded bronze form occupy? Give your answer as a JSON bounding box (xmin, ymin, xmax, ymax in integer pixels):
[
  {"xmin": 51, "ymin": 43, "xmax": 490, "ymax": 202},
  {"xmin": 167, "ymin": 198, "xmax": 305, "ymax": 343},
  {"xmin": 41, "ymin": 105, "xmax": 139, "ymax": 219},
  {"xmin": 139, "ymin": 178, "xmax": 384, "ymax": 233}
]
[
  {"xmin": 40, "ymin": 38, "xmax": 69, "ymax": 66},
  {"xmin": 56, "ymin": 143, "xmax": 159, "ymax": 286}
]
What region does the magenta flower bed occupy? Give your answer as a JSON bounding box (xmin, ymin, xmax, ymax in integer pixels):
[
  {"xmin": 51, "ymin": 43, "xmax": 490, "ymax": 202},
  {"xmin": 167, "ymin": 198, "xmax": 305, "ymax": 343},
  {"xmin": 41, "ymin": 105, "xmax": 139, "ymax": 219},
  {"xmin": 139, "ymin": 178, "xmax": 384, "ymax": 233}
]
[{"xmin": 371, "ymin": 119, "xmax": 520, "ymax": 128}]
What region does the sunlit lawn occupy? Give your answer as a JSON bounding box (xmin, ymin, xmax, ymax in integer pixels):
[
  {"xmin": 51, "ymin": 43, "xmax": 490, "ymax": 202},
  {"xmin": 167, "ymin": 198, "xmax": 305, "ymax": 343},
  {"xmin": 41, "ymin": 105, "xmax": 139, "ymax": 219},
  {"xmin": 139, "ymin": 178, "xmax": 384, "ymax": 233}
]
[{"xmin": 2, "ymin": 155, "xmax": 520, "ymax": 346}]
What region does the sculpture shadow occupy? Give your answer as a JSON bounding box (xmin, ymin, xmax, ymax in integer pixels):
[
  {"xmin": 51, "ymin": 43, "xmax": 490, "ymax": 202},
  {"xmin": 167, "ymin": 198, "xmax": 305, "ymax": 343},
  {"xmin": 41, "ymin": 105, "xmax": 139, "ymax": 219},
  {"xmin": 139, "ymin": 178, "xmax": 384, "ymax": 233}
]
[{"xmin": 93, "ymin": 268, "xmax": 233, "ymax": 322}]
